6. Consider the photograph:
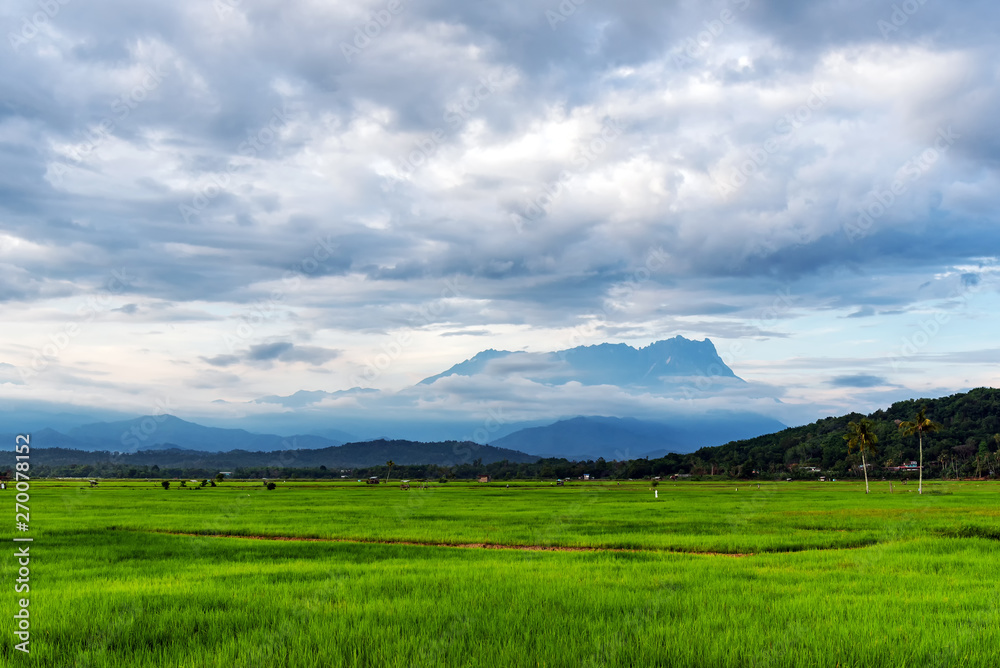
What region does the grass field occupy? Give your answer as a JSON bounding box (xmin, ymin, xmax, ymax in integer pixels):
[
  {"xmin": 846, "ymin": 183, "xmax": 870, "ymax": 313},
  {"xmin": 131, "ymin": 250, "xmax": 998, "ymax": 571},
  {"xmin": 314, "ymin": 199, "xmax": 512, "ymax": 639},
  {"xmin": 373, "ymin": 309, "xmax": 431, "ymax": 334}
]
[{"xmin": 3, "ymin": 479, "xmax": 999, "ymax": 666}]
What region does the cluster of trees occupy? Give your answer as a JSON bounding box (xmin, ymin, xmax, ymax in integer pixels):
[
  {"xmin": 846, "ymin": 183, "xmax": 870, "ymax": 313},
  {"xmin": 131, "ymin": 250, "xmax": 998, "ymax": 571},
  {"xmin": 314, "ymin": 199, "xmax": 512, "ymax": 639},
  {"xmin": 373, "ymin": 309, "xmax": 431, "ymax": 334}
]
[
  {"xmin": 689, "ymin": 388, "xmax": 1000, "ymax": 481},
  {"xmin": 159, "ymin": 474, "xmax": 226, "ymax": 489},
  {"xmin": 28, "ymin": 464, "xmax": 222, "ymax": 479}
]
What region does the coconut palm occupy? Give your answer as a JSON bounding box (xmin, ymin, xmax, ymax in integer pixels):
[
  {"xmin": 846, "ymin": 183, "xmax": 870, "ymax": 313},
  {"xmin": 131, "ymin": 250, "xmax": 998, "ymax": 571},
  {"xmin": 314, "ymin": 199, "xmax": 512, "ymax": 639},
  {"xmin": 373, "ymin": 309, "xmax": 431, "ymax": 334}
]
[
  {"xmin": 937, "ymin": 452, "xmax": 948, "ymax": 480},
  {"xmin": 385, "ymin": 460, "xmax": 396, "ymax": 484},
  {"xmin": 844, "ymin": 419, "xmax": 878, "ymax": 494},
  {"xmin": 898, "ymin": 407, "xmax": 940, "ymax": 495}
]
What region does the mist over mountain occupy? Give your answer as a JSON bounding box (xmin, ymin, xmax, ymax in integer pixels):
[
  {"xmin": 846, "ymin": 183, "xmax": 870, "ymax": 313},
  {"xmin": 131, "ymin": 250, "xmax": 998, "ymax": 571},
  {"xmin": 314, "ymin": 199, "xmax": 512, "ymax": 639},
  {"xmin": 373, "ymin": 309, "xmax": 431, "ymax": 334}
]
[
  {"xmin": 13, "ymin": 438, "xmax": 538, "ymax": 470},
  {"xmin": 61, "ymin": 415, "xmax": 345, "ymax": 453},
  {"xmin": 492, "ymin": 414, "xmax": 787, "ymax": 461},
  {"xmin": 251, "ymin": 388, "xmax": 379, "ymax": 412},
  {"xmin": 8, "ymin": 336, "xmax": 788, "ymax": 458},
  {"xmin": 420, "ymin": 337, "xmax": 740, "ymax": 388}
]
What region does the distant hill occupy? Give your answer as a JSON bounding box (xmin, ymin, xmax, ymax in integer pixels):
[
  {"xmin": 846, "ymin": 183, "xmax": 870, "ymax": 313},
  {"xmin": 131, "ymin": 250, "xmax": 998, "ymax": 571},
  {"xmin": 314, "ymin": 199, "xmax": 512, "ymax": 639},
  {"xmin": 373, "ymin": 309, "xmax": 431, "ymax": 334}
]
[
  {"xmin": 688, "ymin": 387, "xmax": 1000, "ymax": 474},
  {"xmin": 15, "ymin": 389, "xmax": 1000, "ymax": 481},
  {"xmin": 492, "ymin": 414, "xmax": 787, "ymax": 461},
  {"xmin": 11, "ymin": 438, "xmax": 537, "ymax": 470},
  {"xmin": 59, "ymin": 415, "xmax": 346, "ymax": 452},
  {"xmin": 420, "ymin": 336, "xmax": 741, "ymax": 388}
]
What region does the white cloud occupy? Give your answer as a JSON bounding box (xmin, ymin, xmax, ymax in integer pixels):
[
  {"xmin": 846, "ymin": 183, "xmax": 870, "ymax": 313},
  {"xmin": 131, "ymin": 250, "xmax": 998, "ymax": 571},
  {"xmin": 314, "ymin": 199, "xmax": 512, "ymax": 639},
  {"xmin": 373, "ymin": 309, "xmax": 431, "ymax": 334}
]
[{"xmin": 1, "ymin": 0, "xmax": 998, "ymax": 424}]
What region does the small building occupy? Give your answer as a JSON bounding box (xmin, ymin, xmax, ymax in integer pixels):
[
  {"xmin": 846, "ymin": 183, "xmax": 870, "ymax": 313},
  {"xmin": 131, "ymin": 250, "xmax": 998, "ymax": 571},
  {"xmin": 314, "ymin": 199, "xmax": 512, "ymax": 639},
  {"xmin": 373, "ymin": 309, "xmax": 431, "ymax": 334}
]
[
  {"xmin": 886, "ymin": 462, "xmax": 922, "ymax": 472},
  {"xmin": 556, "ymin": 479, "xmax": 565, "ymax": 486},
  {"xmin": 478, "ymin": 475, "xmax": 491, "ymax": 483},
  {"xmin": 583, "ymin": 474, "xmax": 591, "ymax": 481},
  {"xmin": 366, "ymin": 476, "xmax": 380, "ymax": 485},
  {"xmin": 218, "ymin": 471, "xmax": 232, "ymax": 477}
]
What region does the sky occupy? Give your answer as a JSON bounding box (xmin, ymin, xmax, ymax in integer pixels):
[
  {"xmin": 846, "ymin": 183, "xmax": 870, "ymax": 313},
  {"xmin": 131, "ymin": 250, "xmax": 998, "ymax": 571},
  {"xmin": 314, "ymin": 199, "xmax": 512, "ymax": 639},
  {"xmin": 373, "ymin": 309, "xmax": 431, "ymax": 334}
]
[{"xmin": 1, "ymin": 0, "xmax": 999, "ymax": 432}]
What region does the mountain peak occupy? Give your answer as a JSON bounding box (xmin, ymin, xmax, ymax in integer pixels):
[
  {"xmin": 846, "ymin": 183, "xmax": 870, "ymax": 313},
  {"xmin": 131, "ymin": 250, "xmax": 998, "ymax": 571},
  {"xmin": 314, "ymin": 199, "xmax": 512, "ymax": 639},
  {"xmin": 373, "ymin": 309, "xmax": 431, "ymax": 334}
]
[
  {"xmin": 419, "ymin": 336, "xmax": 740, "ymax": 388},
  {"xmin": 419, "ymin": 349, "xmax": 513, "ymax": 385}
]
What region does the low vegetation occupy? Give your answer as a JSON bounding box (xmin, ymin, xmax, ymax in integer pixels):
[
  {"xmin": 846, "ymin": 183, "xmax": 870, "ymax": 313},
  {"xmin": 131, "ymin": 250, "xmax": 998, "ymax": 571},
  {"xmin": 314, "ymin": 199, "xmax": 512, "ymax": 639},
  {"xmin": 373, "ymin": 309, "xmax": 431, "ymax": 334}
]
[{"xmin": 4, "ymin": 479, "xmax": 998, "ymax": 666}]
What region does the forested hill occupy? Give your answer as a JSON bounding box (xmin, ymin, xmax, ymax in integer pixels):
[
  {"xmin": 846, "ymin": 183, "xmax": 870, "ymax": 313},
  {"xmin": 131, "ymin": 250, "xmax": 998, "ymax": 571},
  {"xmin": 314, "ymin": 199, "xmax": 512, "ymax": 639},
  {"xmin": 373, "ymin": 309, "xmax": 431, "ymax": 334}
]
[
  {"xmin": 2, "ymin": 438, "xmax": 538, "ymax": 475},
  {"xmin": 689, "ymin": 387, "xmax": 1000, "ymax": 475}
]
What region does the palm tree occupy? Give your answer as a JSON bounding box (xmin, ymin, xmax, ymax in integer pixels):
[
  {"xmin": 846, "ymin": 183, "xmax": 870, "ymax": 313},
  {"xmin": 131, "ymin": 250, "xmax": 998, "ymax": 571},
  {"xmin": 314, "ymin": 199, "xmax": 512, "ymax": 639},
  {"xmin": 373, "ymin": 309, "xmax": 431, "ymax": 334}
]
[
  {"xmin": 385, "ymin": 460, "xmax": 395, "ymax": 485},
  {"xmin": 937, "ymin": 452, "xmax": 948, "ymax": 480},
  {"xmin": 898, "ymin": 407, "xmax": 940, "ymax": 495},
  {"xmin": 844, "ymin": 419, "xmax": 878, "ymax": 494}
]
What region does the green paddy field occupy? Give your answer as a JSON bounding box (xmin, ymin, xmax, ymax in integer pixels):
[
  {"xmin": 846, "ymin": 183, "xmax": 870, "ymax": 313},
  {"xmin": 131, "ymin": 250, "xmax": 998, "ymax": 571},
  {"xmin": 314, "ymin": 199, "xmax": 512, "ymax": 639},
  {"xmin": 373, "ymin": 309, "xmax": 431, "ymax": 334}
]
[{"xmin": 3, "ymin": 479, "xmax": 999, "ymax": 667}]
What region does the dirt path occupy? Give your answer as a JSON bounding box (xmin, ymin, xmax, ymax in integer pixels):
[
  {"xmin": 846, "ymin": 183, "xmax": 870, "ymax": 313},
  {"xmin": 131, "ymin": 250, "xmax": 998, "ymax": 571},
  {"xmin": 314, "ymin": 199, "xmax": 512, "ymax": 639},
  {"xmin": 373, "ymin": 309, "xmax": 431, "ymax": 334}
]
[{"xmin": 141, "ymin": 529, "xmax": 756, "ymax": 557}]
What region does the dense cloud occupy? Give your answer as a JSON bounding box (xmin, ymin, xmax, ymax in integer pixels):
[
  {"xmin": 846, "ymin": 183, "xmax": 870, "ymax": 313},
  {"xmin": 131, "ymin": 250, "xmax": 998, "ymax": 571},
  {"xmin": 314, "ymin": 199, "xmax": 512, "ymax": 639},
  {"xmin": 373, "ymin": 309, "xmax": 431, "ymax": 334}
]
[{"xmin": 0, "ymin": 0, "xmax": 998, "ymax": 422}]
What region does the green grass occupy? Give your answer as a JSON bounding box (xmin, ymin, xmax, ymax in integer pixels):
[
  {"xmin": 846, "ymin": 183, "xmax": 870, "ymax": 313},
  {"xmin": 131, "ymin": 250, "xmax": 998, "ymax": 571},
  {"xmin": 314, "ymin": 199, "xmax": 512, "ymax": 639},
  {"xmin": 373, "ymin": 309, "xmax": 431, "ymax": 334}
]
[{"xmin": 3, "ymin": 479, "xmax": 999, "ymax": 666}]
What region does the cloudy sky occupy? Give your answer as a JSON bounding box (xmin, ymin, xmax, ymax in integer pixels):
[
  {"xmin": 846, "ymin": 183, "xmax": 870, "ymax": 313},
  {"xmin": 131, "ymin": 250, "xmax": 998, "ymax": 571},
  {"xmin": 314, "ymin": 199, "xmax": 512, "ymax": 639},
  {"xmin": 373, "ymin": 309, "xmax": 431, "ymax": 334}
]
[{"xmin": 1, "ymin": 0, "xmax": 998, "ymax": 430}]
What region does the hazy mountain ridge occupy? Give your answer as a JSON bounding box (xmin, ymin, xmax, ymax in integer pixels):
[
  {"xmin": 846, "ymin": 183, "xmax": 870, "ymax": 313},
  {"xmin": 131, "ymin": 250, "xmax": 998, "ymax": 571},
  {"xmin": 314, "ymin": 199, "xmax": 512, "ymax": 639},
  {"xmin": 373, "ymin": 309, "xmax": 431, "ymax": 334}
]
[
  {"xmin": 11, "ymin": 389, "xmax": 999, "ymax": 477},
  {"xmin": 492, "ymin": 414, "xmax": 787, "ymax": 461},
  {"xmin": 54, "ymin": 415, "xmax": 347, "ymax": 453},
  {"xmin": 11, "ymin": 438, "xmax": 538, "ymax": 470},
  {"xmin": 0, "ymin": 336, "xmax": 761, "ymax": 447},
  {"xmin": 420, "ymin": 336, "xmax": 740, "ymax": 387}
]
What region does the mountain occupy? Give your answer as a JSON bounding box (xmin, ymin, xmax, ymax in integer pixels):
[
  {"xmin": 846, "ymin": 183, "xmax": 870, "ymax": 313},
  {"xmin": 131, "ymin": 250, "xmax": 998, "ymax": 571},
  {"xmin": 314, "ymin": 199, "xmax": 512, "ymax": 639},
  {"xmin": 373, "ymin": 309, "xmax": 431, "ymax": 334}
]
[
  {"xmin": 492, "ymin": 414, "xmax": 787, "ymax": 461},
  {"xmin": 0, "ymin": 427, "xmax": 90, "ymax": 451},
  {"xmin": 419, "ymin": 349, "xmax": 513, "ymax": 385},
  {"xmin": 12, "ymin": 439, "xmax": 537, "ymax": 470},
  {"xmin": 2, "ymin": 336, "xmax": 778, "ymax": 449},
  {"xmin": 0, "ymin": 401, "xmax": 134, "ymax": 433},
  {"xmin": 419, "ymin": 336, "xmax": 740, "ymax": 388},
  {"xmin": 60, "ymin": 415, "xmax": 346, "ymax": 453}
]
